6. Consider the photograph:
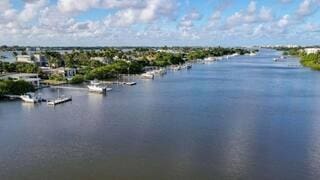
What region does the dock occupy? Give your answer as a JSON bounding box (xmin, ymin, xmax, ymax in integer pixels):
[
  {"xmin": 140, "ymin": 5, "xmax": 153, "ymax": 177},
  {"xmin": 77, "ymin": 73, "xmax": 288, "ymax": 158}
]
[
  {"xmin": 3, "ymin": 95, "xmax": 21, "ymax": 99},
  {"xmin": 50, "ymin": 86, "xmax": 88, "ymax": 90},
  {"xmin": 47, "ymin": 96, "xmax": 72, "ymax": 106}
]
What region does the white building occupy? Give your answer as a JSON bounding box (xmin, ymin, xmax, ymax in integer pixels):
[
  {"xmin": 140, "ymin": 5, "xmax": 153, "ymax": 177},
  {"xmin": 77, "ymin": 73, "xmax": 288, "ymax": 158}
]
[
  {"xmin": 41, "ymin": 67, "xmax": 77, "ymax": 79},
  {"xmin": 33, "ymin": 54, "xmax": 48, "ymax": 66},
  {"xmin": 16, "ymin": 55, "xmax": 34, "ymax": 64},
  {"xmin": 90, "ymin": 57, "xmax": 112, "ymax": 64},
  {"xmin": 0, "ymin": 73, "xmax": 41, "ymax": 87},
  {"xmin": 305, "ymin": 48, "xmax": 320, "ymax": 54}
]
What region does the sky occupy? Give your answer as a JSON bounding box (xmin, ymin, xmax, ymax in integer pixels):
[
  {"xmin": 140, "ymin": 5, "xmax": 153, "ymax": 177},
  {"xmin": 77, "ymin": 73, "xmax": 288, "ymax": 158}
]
[{"xmin": 0, "ymin": 0, "xmax": 320, "ymax": 46}]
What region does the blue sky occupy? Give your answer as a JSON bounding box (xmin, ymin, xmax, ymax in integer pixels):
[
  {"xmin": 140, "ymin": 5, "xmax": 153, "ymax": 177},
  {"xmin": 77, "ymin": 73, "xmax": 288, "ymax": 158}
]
[{"xmin": 0, "ymin": 0, "xmax": 320, "ymax": 46}]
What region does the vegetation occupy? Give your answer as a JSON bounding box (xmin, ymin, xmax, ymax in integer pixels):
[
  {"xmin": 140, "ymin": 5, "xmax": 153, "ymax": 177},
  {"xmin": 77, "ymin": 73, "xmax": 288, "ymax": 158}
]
[
  {"xmin": 49, "ymin": 74, "xmax": 66, "ymax": 81},
  {"xmin": 1, "ymin": 46, "xmax": 254, "ymax": 82},
  {"xmin": 278, "ymin": 47, "xmax": 320, "ymax": 71},
  {"xmin": 153, "ymin": 53, "xmax": 184, "ymax": 67},
  {"xmin": 300, "ymin": 53, "xmax": 320, "ymax": 70},
  {"xmin": 70, "ymin": 74, "xmax": 84, "ymax": 84},
  {"xmin": 0, "ymin": 80, "xmax": 35, "ymax": 97},
  {"xmin": 281, "ymin": 48, "xmax": 301, "ymax": 56},
  {"xmin": 85, "ymin": 60, "xmax": 144, "ymax": 80},
  {"xmin": 186, "ymin": 47, "xmax": 250, "ymax": 60},
  {"xmin": 0, "ymin": 61, "xmax": 39, "ymax": 73}
]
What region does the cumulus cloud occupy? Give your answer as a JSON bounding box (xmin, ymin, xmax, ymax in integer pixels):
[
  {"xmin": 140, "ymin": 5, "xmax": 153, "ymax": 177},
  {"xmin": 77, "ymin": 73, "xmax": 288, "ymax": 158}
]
[
  {"xmin": 296, "ymin": 0, "xmax": 319, "ymax": 18},
  {"xmin": 224, "ymin": 1, "xmax": 273, "ymax": 29},
  {"xmin": 58, "ymin": 0, "xmax": 100, "ymax": 13},
  {"xmin": 0, "ymin": 0, "xmax": 11, "ymax": 11},
  {"xmin": 0, "ymin": 0, "xmax": 320, "ymax": 46},
  {"xmin": 104, "ymin": 0, "xmax": 176, "ymax": 27},
  {"xmin": 19, "ymin": 0, "xmax": 48, "ymax": 22},
  {"xmin": 177, "ymin": 10, "xmax": 202, "ymax": 39}
]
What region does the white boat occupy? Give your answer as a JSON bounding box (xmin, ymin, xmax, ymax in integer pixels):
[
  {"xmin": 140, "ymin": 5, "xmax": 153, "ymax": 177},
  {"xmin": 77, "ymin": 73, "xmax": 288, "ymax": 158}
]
[
  {"xmin": 204, "ymin": 57, "xmax": 215, "ymax": 62},
  {"xmin": 88, "ymin": 80, "xmax": 112, "ymax": 93},
  {"xmin": 273, "ymin": 57, "xmax": 285, "ymax": 62},
  {"xmin": 20, "ymin": 93, "xmax": 41, "ymax": 103},
  {"xmin": 172, "ymin": 66, "xmax": 181, "ymax": 71},
  {"xmin": 141, "ymin": 72, "xmax": 154, "ymax": 79},
  {"xmin": 125, "ymin": 82, "xmax": 137, "ymax": 86},
  {"xmin": 249, "ymin": 52, "xmax": 256, "ymax": 56},
  {"xmin": 47, "ymin": 96, "xmax": 72, "ymax": 105},
  {"xmin": 151, "ymin": 68, "xmax": 167, "ymax": 75}
]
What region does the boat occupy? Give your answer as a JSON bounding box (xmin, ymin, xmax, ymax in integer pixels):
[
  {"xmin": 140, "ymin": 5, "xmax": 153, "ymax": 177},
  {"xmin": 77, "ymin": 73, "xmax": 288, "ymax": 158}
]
[
  {"xmin": 186, "ymin": 64, "xmax": 192, "ymax": 69},
  {"xmin": 273, "ymin": 57, "xmax": 280, "ymax": 61},
  {"xmin": 20, "ymin": 93, "xmax": 42, "ymax": 103},
  {"xmin": 141, "ymin": 72, "xmax": 154, "ymax": 79},
  {"xmin": 151, "ymin": 68, "xmax": 167, "ymax": 75},
  {"xmin": 249, "ymin": 52, "xmax": 256, "ymax": 56},
  {"xmin": 125, "ymin": 82, "xmax": 137, "ymax": 86},
  {"xmin": 204, "ymin": 57, "xmax": 215, "ymax": 62},
  {"xmin": 47, "ymin": 96, "xmax": 72, "ymax": 105},
  {"xmin": 274, "ymin": 56, "xmax": 286, "ymax": 62},
  {"xmin": 172, "ymin": 66, "xmax": 181, "ymax": 71},
  {"xmin": 88, "ymin": 80, "xmax": 112, "ymax": 93}
]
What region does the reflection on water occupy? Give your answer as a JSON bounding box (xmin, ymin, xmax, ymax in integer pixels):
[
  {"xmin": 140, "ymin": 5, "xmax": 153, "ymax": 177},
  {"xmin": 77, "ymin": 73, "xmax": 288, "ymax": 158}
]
[{"xmin": 1, "ymin": 49, "xmax": 320, "ymax": 179}]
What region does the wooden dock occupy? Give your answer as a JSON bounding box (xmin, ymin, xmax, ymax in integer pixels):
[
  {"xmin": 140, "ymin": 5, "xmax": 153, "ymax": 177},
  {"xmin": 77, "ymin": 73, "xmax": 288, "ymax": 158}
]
[
  {"xmin": 50, "ymin": 86, "xmax": 88, "ymax": 90},
  {"xmin": 3, "ymin": 95, "xmax": 21, "ymax": 100}
]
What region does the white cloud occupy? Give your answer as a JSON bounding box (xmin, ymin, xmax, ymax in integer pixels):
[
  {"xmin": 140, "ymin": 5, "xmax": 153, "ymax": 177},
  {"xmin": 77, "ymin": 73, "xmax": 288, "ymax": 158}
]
[
  {"xmin": 296, "ymin": 0, "xmax": 320, "ymax": 18},
  {"xmin": 277, "ymin": 14, "xmax": 290, "ymax": 29},
  {"xmin": 178, "ymin": 10, "xmax": 202, "ymax": 39},
  {"xmin": 19, "ymin": 0, "xmax": 48, "ymax": 22},
  {"xmin": 0, "ymin": 0, "xmax": 11, "ymax": 11},
  {"xmin": 57, "ymin": 0, "xmax": 100, "ymax": 13},
  {"xmin": 104, "ymin": 0, "xmax": 176, "ymax": 27},
  {"xmin": 224, "ymin": 1, "xmax": 273, "ymax": 29}
]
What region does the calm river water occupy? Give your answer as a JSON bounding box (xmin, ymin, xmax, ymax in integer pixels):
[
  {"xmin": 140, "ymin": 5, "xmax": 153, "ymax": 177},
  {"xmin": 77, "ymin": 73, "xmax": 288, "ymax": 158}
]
[{"xmin": 1, "ymin": 49, "xmax": 320, "ymax": 180}]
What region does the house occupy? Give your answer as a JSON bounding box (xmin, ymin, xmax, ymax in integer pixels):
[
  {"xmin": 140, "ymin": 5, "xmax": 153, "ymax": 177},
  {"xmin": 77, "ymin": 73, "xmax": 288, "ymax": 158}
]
[
  {"xmin": 33, "ymin": 54, "xmax": 48, "ymax": 67},
  {"xmin": 16, "ymin": 55, "xmax": 34, "ymax": 64},
  {"xmin": 304, "ymin": 48, "xmax": 320, "ymax": 54},
  {"xmin": 16, "ymin": 54, "xmax": 48, "ymax": 66},
  {"xmin": 90, "ymin": 57, "xmax": 112, "ymax": 64},
  {"xmin": 41, "ymin": 67, "xmax": 77, "ymax": 79},
  {"xmin": 0, "ymin": 73, "xmax": 41, "ymax": 87}
]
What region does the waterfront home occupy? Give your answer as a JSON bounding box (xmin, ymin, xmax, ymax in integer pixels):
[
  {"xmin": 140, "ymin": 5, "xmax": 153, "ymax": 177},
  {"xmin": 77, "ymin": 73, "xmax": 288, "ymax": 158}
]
[
  {"xmin": 41, "ymin": 67, "xmax": 77, "ymax": 80},
  {"xmin": 304, "ymin": 48, "xmax": 320, "ymax": 54},
  {"xmin": 0, "ymin": 73, "xmax": 41, "ymax": 87},
  {"xmin": 16, "ymin": 55, "xmax": 34, "ymax": 64},
  {"xmin": 33, "ymin": 54, "xmax": 48, "ymax": 67},
  {"xmin": 16, "ymin": 54, "xmax": 48, "ymax": 66},
  {"xmin": 90, "ymin": 57, "xmax": 112, "ymax": 64}
]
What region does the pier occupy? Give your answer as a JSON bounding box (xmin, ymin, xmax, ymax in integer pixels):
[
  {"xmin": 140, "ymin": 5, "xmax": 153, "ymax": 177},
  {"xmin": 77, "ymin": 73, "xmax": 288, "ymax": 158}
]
[{"xmin": 50, "ymin": 86, "xmax": 88, "ymax": 90}]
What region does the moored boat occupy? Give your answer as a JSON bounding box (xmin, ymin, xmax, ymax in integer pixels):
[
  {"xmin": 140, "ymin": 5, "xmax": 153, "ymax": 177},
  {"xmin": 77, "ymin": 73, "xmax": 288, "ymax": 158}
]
[
  {"xmin": 141, "ymin": 72, "xmax": 154, "ymax": 79},
  {"xmin": 20, "ymin": 93, "xmax": 42, "ymax": 103},
  {"xmin": 88, "ymin": 80, "xmax": 111, "ymax": 93},
  {"xmin": 125, "ymin": 82, "xmax": 137, "ymax": 86},
  {"xmin": 204, "ymin": 57, "xmax": 215, "ymax": 62}
]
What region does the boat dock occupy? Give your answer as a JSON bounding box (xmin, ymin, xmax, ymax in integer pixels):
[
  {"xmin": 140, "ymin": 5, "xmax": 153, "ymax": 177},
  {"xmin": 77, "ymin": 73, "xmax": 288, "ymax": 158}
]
[
  {"xmin": 47, "ymin": 96, "xmax": 72, "ymax": 106},
  {"xmin": 3, "ymin": 95, "xmax": 21, "ymax": 100},
  {"xmin": 50, "ymin": 86, "xmax": 88, "ymax": 90}
]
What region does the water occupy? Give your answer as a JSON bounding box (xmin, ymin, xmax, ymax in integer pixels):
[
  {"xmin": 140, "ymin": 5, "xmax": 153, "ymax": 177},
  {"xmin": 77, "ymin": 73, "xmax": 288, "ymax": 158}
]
[{"xmin": 1, "ymin": 49, "xmax": 320, "ymax": 179}]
